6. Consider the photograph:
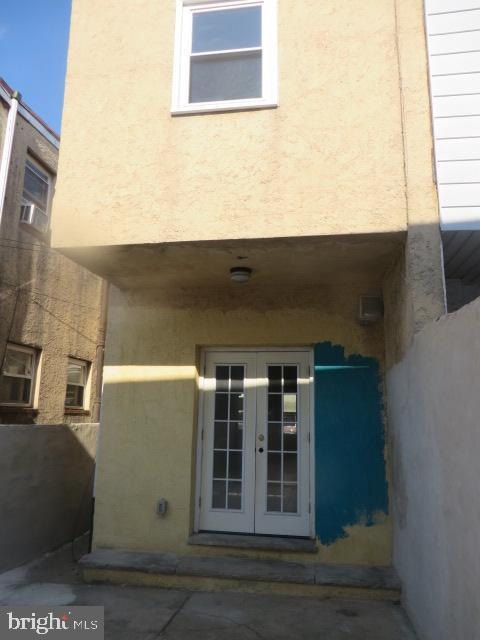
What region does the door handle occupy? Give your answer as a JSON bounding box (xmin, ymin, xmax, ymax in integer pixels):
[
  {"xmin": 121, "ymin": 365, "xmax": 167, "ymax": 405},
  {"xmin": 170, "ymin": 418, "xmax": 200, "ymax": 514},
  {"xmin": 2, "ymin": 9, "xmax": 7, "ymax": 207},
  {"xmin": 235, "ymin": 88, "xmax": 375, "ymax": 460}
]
[{"xmin": 258, "ymin": 447, "xmax": 264, "ymax": 453}]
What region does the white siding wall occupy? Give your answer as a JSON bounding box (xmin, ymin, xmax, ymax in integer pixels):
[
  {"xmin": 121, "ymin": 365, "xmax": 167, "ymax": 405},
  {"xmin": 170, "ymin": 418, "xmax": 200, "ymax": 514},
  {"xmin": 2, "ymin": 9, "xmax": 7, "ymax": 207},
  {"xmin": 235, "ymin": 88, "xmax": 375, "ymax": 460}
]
[{"xmin": 425, "ymin": 0, "xmax": 480, "ymax": 230}]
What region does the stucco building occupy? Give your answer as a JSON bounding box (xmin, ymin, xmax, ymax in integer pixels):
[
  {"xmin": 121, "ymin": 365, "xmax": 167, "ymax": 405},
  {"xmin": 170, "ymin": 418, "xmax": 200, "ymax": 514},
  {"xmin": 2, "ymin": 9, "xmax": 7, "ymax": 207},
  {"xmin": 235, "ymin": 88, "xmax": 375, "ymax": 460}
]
[
  {"xmin": 0, "ymin": 78, "xmax": 107, "ymax": 570},
  {"xmin": 51, "ymin": 1, "xmax": 479, "ymax": 637},
  {"xmin": 0, "ymin": 78, "xmax": 106, "ymax": 424}
]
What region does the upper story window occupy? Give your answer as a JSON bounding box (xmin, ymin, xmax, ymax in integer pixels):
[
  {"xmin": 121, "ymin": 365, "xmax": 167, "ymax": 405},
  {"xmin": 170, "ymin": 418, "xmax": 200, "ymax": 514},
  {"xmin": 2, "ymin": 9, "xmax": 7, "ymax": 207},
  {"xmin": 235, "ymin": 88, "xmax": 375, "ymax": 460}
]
[
  {"xmin": 65, "ymin": 358, "xmax": 89, "ymax": 410},
  {"xmin": 172, "ymin": 0, "xmax": 278, "ymax": 114},
  {"xmin": 0, "ymin": 344, "xmax": 38, "ymax": 407},
  {"xmin": 20, "ymin": 158, "xmax": 51, "ymax": 234}
]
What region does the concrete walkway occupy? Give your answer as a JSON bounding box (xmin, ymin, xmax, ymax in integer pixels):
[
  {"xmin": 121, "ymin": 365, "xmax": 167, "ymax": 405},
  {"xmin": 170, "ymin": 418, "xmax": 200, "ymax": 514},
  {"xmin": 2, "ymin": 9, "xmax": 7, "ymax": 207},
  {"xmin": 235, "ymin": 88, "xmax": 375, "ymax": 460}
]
[{"xmin": 0, "ymin": 541, "xmax": 417, "ymax": 640}]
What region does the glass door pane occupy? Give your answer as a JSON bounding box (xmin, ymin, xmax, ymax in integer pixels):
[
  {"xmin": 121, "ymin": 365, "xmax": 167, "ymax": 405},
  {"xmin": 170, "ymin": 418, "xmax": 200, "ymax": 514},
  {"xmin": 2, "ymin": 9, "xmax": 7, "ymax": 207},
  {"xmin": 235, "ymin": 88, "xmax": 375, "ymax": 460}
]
[
  {"xmin": 266, "ymin": 365, "xmax": 298, "ymax": 514},
  {"xmin": 212, "ymin": 365, "xmax": 245, "ymax": 510}
]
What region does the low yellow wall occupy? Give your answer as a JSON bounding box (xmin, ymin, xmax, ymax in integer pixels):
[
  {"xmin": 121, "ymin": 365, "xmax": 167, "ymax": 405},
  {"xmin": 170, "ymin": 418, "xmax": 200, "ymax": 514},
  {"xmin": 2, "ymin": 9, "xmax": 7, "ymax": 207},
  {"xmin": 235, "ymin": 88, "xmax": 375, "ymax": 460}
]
[{"xmin": 93, "ymin": 286, "xmax": 391, "ymax": 565}]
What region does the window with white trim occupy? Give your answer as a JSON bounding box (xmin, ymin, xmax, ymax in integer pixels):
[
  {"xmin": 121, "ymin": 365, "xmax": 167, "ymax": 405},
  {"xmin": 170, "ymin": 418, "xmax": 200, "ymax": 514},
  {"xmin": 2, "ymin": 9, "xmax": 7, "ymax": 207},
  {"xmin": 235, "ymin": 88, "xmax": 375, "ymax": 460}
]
[
  {"xmin": 21, "ymin": 158, "xmax": 51, "ymax": 234},
  {"xmin": 65, "ymin": 358, "xmax": 89, "ymax": 409},
  {"xmin": 172, "ymin": 0, "xmax": 278, "ymax": 114},
  {"xmin": 0, "ymin": 344, "xmax": 37, "ymax": 406}
]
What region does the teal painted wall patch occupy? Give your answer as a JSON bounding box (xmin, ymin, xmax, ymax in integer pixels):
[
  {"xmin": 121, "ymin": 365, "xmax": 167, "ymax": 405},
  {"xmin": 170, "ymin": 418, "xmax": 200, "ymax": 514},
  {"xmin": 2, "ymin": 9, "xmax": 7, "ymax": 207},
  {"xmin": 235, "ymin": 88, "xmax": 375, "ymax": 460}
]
[{"xmin": 314, "ymin": 342, "xmax": 388, "ymax": 545}]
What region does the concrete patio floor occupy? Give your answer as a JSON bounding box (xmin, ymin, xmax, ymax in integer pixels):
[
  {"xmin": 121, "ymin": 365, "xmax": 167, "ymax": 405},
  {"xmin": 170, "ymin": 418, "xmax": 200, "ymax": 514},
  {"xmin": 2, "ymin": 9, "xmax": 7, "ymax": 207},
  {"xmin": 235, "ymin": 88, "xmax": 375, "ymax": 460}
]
[{"xmin": 0, "ymin": 541, "xmax": 417, "ymax": 640}]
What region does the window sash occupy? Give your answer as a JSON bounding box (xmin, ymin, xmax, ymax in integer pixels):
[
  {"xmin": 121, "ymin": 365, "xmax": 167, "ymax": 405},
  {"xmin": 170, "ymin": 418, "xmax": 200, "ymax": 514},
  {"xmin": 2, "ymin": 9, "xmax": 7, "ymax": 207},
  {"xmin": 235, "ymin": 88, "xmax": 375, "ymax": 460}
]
[
  {"xmin": 0, "ymin": 345, "xmax": 36, "ymax": 406},
  {"xmin": 65, "ymin": 359, "xmax": 88, "ymax": 408},
  {"xmin": 172, "ymin": 0, "xmax": 278, "ymax": 114},
  {"xmin": 22, "ymin": 160, "xmax": 50, "ymax": 213}
]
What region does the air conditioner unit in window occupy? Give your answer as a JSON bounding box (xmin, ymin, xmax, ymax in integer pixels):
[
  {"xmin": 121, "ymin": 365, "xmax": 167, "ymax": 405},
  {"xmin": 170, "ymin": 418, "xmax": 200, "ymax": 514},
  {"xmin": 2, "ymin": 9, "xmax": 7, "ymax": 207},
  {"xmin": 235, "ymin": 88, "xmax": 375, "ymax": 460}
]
[{"xmin": 20, "ymin": 203, "xmax": 49, "ymax": 234}]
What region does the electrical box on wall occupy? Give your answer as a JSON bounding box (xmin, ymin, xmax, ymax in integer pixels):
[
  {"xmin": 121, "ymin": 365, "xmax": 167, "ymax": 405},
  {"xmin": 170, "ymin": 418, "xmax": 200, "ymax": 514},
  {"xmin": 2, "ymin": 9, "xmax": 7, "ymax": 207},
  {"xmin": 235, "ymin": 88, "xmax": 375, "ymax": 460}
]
[
  {"xmin": 358, "ymin": 295, "xmax": 383, "ymax": 325},
  {"xmin": 156, "ymin": 499, "xmax": 168, "ymax": 517}
]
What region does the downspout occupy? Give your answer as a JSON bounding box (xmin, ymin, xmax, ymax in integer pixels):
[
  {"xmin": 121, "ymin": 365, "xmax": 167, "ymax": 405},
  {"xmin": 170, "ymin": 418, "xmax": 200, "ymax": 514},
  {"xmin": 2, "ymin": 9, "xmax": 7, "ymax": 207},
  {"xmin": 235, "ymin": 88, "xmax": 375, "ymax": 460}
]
[{"xmin": 0, "ymin": 90, "xmax": 20, "ymax": 227}]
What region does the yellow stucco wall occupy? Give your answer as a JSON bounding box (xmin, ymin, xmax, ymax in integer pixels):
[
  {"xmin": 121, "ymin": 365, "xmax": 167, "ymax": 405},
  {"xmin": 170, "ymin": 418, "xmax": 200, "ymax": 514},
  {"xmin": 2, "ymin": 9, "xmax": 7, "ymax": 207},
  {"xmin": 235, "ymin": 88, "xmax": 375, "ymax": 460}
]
[
  {"xmin": 93, "ymin": 285, "xmax": 391, "ymax": 565},
  {"xmin": 52, "ymin": 0, "xmax": 409, "ymax": 249}
]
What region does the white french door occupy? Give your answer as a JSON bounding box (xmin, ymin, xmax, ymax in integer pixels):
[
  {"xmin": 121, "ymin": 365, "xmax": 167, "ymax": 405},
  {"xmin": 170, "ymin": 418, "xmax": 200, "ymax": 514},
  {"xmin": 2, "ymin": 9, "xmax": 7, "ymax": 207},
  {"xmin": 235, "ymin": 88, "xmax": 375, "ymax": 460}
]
[{"xmin": 198, "ymin": 349, "xmax": 312, "ymax": 537}]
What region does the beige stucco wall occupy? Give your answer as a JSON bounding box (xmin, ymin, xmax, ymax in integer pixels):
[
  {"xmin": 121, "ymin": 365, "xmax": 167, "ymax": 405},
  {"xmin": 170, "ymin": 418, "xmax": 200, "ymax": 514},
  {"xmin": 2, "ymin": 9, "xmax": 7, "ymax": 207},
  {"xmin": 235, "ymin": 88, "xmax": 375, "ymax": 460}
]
[
  {"xmin": 387, "ymin": 298, "xmax": 480, "ymax": 640},
  {"xmin": 0, "ymin": 100, "xmax": 106, "ymax": 424},
  {"xmin": 382, "ymin": 0, "xmax": 446, "ymax": 365},
  {"xmin": 0, "ymin": 423, "xmax": 97, "ymax": 572},
  {"xmin": 93, "ymin": 285, "xmax": 391, "ymax": 566},
  {"xmin": 52, "ymin": 0, "xmax": 411, "ymax": 249}
]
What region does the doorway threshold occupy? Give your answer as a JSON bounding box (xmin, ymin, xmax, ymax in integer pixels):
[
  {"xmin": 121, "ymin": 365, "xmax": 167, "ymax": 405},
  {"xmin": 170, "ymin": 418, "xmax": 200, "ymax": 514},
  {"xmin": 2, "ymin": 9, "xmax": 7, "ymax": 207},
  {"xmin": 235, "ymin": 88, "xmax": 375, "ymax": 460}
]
[{"xmin": 188, "ymin": 532, "xmax": 317, "ymax": 553}]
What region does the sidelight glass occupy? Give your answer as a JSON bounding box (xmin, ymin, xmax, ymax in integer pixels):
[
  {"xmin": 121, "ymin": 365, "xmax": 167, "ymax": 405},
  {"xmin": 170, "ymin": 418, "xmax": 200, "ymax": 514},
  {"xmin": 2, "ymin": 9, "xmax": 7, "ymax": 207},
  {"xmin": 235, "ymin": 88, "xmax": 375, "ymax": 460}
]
[
  {"xmin": 211, "ymin": 364, "xmax": 245, "ymax": 510},
  {"xmin": 265, "ymin": 364, "xmax": 299, "ymax": 513}
]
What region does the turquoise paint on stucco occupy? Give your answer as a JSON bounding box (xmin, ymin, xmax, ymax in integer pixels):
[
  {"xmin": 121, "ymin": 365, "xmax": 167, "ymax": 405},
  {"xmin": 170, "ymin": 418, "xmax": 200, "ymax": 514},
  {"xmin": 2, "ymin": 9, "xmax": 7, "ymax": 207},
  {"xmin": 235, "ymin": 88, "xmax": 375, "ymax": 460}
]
[{"xmin": 314, "ymin": 342, "xmax": 388, "ymax": 545}]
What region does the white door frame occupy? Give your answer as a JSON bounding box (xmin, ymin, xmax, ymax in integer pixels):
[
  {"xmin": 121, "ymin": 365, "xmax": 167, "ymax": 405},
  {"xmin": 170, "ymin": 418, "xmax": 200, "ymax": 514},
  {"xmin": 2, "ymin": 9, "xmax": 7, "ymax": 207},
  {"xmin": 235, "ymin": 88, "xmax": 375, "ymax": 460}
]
[{"xmin": 193, "ymin": 346, "xmax": 315, "ymax": 538}]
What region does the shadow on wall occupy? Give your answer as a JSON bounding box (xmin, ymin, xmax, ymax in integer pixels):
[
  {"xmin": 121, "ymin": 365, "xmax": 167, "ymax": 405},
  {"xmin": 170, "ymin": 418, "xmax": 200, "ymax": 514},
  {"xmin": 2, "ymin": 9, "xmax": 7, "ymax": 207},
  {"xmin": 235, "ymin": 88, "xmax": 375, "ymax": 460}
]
[
  {"xmin": 0, "ymin": 423, "xmax": 97, "ymax": 572},
  {"xmin": 99, "ymin": 345, "xmax": 389, "ymax": 550}
]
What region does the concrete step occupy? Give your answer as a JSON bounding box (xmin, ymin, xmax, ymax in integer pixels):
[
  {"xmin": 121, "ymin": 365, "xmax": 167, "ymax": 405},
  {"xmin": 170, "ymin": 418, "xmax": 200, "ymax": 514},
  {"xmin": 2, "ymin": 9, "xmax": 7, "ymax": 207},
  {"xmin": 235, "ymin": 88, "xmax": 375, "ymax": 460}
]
[
  {"xmin": 188, "ymin": 532, "xmax": 317, "ymax": 553},
  {"xmin": 80, "ymin": 549, "xmax": 401, "ymax": 601}
]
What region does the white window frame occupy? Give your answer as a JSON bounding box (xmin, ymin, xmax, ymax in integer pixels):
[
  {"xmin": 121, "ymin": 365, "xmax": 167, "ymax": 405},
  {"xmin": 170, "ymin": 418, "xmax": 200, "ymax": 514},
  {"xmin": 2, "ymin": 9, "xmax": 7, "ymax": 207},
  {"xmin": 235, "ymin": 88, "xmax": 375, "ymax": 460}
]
[
  {"xmin": 21, "ymin": 156, "xmax": 52, "ymax": 232},
  {"xmin": 65, "ymin": 357, "xmax": 90, "ymax": 410},
  {"xmin": 172, "ymin": 0, "xmax": 278, "ymax": 115},
  {"xmin": 0, "ymin": 343, "xmax": 37, "ymax": 407}
]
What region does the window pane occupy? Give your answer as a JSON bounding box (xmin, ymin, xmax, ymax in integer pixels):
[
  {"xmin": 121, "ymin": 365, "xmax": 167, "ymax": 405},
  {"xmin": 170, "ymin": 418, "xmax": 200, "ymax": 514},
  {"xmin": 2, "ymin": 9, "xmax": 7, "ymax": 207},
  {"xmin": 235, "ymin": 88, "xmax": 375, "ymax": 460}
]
[
  {"xmin": 65, "ymin": 384, "xmax": 84, "ymax": 408},
  {"xmin": 283, "ymin": 484, "xmax": 298, "ymax": 513},
  {"xmin": 190, "ymin": 52, "xmax": 262, "ymax": 103},
  {"xmin": 229, "ymin": 421, "xmax": 243, "ymax": 450},
  {"xmin": 0, "ymin": 375, "xmax": 31, "ymax": 404},
  {"xmin": 268, "ymin": 366, "xmax": 282, "ymax": 392},
  {"xmin": 227, "ymin": 480, "xmax": 242, "ymax": 510},
  {"xmin": 283, "ymin": 453, "xmax": 297, "ymax": 482},
  {"xmin": 215, "ymin": 365, "xmax": 229, "ymax": 391},
  {"xmin": 213, "ymin": 451, "xmax": 227, "ymax": 478},
  {"xmin": 283, "ymin": 366, "xmax": 297, "ymax": 393},
  {"xmin": 192, "ymin": 6, "xmax": 261, "ymax": 53},
  {"xmin": 267, "ymin": 452, "xmax": 281, "ymax": 481},
  {"xmin": 283, "ymin": 423, "xmax": 297, "ymax": 451},
  {"xmin": 214, "ymin": 421, "xmax": 228, "ymax": 449},
  {"xmin": 268, "ymin": 394, "xmax": 281, "ymax": 421},
  {"xmin": 4, "ymin": 349, "xmax": 32, "ymax": 377},
  {"xmin": 228, "ymin": 451, "xmax": 242, "ymax": 479},
  {"xmin": 212, "ymin": 480, "xmax": 226, "ymax": 509},
  {"xmin": 229, "ymin": 393, "xmax": 244, "ymax": 420},
  {"xmin": 230, "ymin": 366, "xmax": 244, "ymax": 392},
  {"xmin": 67, "ymin": 362, "xmax": 84, "ymax": 385},
  {"xmin": 267, "ymin": 483, "xmax": 281, "ymax": 512},
  {"xmin": 214, "ymin": 393, "xmax": 228, "ymax": 420},
  {"xmin": 268, "ymin": 422, "xmax": 281, "ymax": 451},
  {"xmin": 23, "ymin": 163, "xmax": 49, "ymax": 210}
]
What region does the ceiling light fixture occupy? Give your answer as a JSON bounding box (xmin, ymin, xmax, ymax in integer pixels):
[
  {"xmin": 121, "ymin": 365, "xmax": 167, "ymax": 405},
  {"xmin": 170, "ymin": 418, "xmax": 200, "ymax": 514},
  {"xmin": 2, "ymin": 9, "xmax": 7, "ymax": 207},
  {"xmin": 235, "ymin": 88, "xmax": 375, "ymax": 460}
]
[{"xmin": 230, "ymin": 266, "xmax": 253, "ymax": 283}]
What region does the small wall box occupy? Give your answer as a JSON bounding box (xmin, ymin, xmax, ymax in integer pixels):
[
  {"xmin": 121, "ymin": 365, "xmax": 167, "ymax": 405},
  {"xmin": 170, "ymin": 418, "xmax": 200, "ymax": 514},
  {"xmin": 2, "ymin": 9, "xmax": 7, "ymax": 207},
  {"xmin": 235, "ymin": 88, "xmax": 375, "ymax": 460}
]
[
  {"xmin": 156, "ymin": 499, "xmax": 168, "ymax": 516},
  {"xmin": 358, "ymin": 295, "xmax": 384, "ymax": 325}
]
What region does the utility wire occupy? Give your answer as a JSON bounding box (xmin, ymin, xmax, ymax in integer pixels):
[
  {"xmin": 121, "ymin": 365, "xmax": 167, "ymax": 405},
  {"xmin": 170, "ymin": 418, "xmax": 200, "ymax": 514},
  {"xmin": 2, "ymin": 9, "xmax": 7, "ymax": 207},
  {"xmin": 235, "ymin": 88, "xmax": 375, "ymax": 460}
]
[{"xmin": 0, "ymin": 280, "xmax": 101, "ymax": 312}]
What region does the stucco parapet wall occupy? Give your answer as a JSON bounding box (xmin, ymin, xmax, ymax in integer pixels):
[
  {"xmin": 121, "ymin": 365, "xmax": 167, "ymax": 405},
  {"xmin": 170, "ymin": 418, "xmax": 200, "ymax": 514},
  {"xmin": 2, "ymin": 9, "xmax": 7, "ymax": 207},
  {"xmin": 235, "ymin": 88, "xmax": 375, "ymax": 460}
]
[{"xmin": 394, "ymin": 294, "xmax": 480, "ymax": 353}]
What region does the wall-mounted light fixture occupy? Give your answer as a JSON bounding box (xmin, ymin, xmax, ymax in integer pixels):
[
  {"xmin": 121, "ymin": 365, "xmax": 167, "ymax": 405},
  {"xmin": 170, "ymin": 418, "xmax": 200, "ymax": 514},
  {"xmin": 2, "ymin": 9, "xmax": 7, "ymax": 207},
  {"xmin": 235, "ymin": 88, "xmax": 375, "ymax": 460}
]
[{"xmin": 230, "ymin": 266, "xmax": 253, "ymax": 283}]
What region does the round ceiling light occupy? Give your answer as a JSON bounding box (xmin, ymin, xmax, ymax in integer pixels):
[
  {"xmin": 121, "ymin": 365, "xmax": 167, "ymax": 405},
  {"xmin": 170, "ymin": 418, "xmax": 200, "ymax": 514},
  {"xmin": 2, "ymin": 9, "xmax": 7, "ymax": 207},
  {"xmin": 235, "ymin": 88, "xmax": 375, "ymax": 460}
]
[{"xmin": 230, "ymin": 266, "xmax": 253, "ymax": 283}]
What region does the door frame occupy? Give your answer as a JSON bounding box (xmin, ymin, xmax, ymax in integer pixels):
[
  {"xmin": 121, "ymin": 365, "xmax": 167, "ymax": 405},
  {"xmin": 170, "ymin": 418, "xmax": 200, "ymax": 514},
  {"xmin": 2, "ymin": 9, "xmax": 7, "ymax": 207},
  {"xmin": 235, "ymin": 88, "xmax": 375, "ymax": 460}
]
[{"xmin": 193, "ymin": 346, "xmax": 316, "ymax": 538}]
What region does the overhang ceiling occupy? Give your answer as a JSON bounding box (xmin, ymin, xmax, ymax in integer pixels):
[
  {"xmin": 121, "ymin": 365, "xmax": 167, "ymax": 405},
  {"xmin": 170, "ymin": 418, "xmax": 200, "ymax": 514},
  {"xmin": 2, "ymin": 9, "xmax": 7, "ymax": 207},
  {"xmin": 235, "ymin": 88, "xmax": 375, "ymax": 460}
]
[{"xmin": 63, "ymin": 233, "xmax": 404, "ymax": 307}]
